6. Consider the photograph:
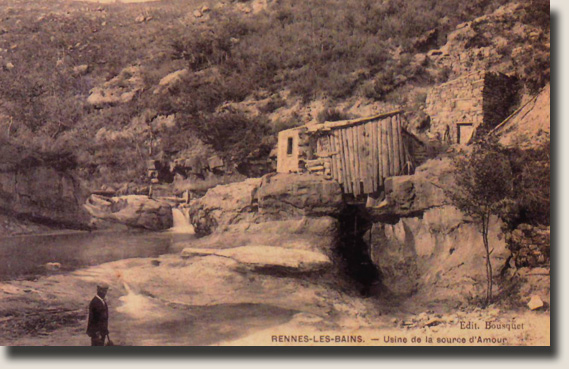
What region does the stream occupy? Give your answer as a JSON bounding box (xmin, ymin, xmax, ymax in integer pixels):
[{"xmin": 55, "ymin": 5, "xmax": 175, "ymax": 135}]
[{"xmin": 0, "ymin": 230, "xmax": 197, "ymax": 281}]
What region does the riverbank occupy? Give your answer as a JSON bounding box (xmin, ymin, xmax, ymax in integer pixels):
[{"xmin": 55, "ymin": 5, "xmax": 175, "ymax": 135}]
[
  {"xmin": 0, "ymin": 213, "xmax": 56, "ymax": 237},
  {"xmin": 0, "ymin": 248, "xmax": 550, "ymax": 346}
]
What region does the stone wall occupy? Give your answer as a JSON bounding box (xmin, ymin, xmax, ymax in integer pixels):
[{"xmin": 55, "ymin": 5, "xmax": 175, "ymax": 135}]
[
  {"xmin": 276, "ymin": 127, "xmax": 312, "ymax": 174},
  {"xmin": 425, "ymin": 71, "xmax": 519, "ymax": 144},
  {"xmin": 507, "ymin": 224, "xmax": 550, "ymax": 268}
]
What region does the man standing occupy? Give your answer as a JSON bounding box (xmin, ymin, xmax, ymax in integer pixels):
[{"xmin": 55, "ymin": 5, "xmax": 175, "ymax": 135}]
[{"xmin": 86, "ymin": 283, "xmax": 110, "ymax": 346}]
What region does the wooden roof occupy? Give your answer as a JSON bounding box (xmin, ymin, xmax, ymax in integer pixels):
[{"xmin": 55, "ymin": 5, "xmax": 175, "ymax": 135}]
[{"xmin": 305, "ymin": 110, "xmax": 404, "ymax": 133}]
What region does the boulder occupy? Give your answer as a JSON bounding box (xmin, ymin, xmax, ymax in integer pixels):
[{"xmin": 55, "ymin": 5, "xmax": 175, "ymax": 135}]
[
  {"xmin": 45, "ymin": 262, "xmax": 62, "ymax": 271},
  {"xmin": 527, "ymin": 295, "xmax": 544, "ymax": 310},
  {"xmin": 84, "ymin": 195, "xmax": 173, "ymax": 231},
  {"xmin": 188, "ymin": 178, "xmax": 262, "ymax": 235},
  {"xmin": 257, "ymin": 173, "xmax": 344, "ymax": 219},
  {"xmin": 72, "ymin": 64, "xmax": 90, "ymax": 77},
  {"xmin": 514, "ymin": 267, "xmax": 550, "ymax": 308}
]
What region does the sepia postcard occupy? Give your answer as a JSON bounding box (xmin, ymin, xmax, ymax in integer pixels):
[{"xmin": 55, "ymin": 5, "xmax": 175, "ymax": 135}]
[{"xmin": 0, "ymin": 0, "xmax": 550, "ymax": 347}]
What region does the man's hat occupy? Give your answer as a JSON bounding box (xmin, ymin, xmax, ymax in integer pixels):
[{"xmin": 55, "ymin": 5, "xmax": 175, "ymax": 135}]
[{"xmin": 97, "ymin": 282, "xmax": 110, "ymax": 290}]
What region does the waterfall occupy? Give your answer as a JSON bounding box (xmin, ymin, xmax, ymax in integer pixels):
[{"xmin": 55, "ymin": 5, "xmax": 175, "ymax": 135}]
[{"xmin": 170, "ymin": 208, "xmax": 195, "ymax": 234}]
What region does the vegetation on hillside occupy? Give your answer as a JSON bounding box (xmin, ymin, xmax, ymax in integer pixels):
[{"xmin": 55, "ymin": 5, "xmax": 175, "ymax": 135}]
[{"xmin": 0, "ymin": 0, "xmax": 550, "ymax": 188}]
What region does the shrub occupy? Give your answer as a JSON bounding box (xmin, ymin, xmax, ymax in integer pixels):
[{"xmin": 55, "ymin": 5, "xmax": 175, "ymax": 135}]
[
  {"xmin": 504, "ymin": 141, "xmax": 550, "ymax": 227},
  {"xmin": 186, "ymin": 112, "xmax": 272, "ymax": 169},
  {"xmin": 317, "ymin": 108, "xmax": 352, "ymax": 123}
]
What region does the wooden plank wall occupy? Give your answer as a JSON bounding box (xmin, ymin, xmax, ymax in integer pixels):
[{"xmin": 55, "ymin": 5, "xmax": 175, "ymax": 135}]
[{"xmin": 323, "ymin": 114, "xmax": 407, "ymax": 195}]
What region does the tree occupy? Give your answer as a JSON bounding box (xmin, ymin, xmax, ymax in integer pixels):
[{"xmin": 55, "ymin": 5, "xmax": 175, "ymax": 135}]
[{"xmin": 450, "ymin": 139, "xmax": 514, "ymax": 306}]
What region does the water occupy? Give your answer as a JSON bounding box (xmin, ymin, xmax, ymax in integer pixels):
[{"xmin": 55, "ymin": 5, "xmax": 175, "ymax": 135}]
[
  {"xmin": 0, "ymin": 230, "xmax": 195, "ymax": 281},
  {"xmin": 170, "ymin": 208, "xmax": 195, "ymax": 234}
]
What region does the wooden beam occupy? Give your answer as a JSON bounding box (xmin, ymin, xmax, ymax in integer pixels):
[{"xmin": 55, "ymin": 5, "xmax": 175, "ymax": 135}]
[
  {"xmin": 378, "ymin": 121, "xmax": 384, "ymax": 187},
  {"xmin": 370, "ymin": 122, "xmax": 377, "ymax": 192},
  {"xmin": 392, "ymin": 116, "xmax": 401, "ymax": 176},
  {"xmin": 352, "ymin": 126, "xmax": 359, "ymax": 194},
  {"xmin": 374, "ymin": 121, "xmax": 380, "ymax": 190},
  {"xmin": 342, "ymin": 129, "xmax": 354, "ymax": 194},
  {"xmin": 339, "ymin": 130, "xmax": 349, "ymax": 193},
  {"xmin": 355, "ymin": 125, "xmax": 362, "ymax": 193},
  {"xmin": 335, "ymin": 132, "xmax": 347, "ymax": 187},
  {"xmin": 350, "ymin": 127, "xmax": 360, "ymax": 196},
  {"xmin": 386, "ymin": 117, "xmax": 394, "ymax": 177},
  {"xmin": 332, "ymin": 134, "xmax": 342, "ymax": 183},
  {"xmin": 327, "ymin": 135, "xmax": 335, "ymax": 181},
  {"xmin": 360, "ymin": 123, "xmax": 371, "ymax": 194},
  {"xmin": 397, "ymin": 115, "xmax": 407, "ymax": 174},
  {"xmin": 363, "ymin": 124, "xmax": 373, "ymax": 194},
  {"xmin": 329, "ymin": 135, "xmax": 337, "ymax": 182}
]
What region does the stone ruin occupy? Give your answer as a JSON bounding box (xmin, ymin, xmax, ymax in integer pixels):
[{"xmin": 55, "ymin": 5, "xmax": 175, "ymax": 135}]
[{"xmin": 424, "ymin": 70, "xmax": 520, "ymax": 145}]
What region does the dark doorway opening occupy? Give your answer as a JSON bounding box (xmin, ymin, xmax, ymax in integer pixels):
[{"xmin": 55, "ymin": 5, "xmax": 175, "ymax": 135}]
[{"xmin": 335, "ymin": 205, "xmax": 381, "ymax": 296}]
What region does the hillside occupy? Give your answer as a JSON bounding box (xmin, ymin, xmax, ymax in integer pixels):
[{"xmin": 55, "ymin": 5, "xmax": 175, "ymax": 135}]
[{"xmin": 0, "ymin": 0, "xmax": 550, "ymax": 193}]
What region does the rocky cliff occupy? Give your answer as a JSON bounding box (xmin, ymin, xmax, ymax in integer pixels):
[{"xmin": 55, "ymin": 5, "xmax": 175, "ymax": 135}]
[
  {"xmin": 0, "ymin": 143, "xmax": 89, "ymax": 229},
  {"xmin": 362, "ymin": 157, "xmax": 514, "ymax": 306}
]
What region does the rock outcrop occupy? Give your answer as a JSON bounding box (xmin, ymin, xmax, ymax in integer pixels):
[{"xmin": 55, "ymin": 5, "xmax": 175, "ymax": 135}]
[
  {"xmin": 188, "ymin": 178, "xmax": 262, "ymax": 235},
  {"xmin": 87, "ymin": 66, "xmax": 144, "ymax": 108},
  {"xmin": 84, "ymin": 195, "xmax": 173, "ymax": 231},
  {"xmin": 371, "ymin": 157, "xmax": 455, "ymax": 217},
  {"xmin": 0, "ymin": 143, "xmax": 89, "ymax": 229},
  {"xmin": 181, "ymin": 245, "xmax": 332, "ymax": 274},
  {"xmin": 365, "ymin": 205, "xmax": 509, "ymax": 303},
  {"xmin": 363, "ymin": 157, "xmax": 515, "ymax": 305},
  {"xmin": 257, "ymin": 173, "xmax": 344, "ymax": 219},
  {"xmin": 428, "ymin": 3, "xmax": 549, "ymax": 79},
  {"xmin": 188, "ymin": 174, "xmax": 343, "ymax": 236},
  {"xmin": 153, "ymin": 69, "xmax": 189, "ymax": 95}
]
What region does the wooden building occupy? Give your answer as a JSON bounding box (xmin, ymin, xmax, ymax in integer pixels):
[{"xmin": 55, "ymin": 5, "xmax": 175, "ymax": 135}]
[{"xmin": 276, "ymin": 111, "xmax": 412, "ymax": 197}]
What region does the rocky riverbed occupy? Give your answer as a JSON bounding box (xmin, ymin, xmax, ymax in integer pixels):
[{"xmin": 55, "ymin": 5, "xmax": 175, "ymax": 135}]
[{"xmin": 0, "ymin": 244, "xmax": 549, "ymax": 346}]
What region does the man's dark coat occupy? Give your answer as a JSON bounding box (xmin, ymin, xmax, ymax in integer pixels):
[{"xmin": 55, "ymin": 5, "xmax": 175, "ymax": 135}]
[{"xmin": 86, "ymin": 296, "xmax": 109, "ymax": 338}]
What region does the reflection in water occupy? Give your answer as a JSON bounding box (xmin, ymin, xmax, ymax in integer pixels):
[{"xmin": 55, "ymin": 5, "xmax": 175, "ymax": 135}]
[{"xmin": 0, "ymin": 231, "xmax": 195, "ymax": 281}]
